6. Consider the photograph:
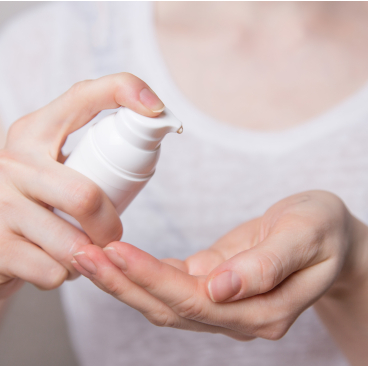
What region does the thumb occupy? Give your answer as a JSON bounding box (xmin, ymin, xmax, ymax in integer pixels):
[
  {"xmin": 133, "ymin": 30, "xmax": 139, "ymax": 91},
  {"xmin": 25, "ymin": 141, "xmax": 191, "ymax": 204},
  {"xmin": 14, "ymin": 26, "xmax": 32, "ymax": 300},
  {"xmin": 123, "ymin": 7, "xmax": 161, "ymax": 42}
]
[{"xmin": 206, "ymin": 228, "xmax": 323, "ymax": 303}]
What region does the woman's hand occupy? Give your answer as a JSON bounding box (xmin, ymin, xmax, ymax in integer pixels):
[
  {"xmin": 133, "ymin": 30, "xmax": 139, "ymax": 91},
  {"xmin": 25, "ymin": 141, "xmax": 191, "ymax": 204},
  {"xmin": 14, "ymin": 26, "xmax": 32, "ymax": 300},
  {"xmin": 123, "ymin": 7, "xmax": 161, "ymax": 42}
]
[
  {"xmin": 72, "ymin": 190, "xmax": 368, "ymax": 343},
  {"xmin": 0, "ymin": 73, "xmax": 165, "ymax": 300}
]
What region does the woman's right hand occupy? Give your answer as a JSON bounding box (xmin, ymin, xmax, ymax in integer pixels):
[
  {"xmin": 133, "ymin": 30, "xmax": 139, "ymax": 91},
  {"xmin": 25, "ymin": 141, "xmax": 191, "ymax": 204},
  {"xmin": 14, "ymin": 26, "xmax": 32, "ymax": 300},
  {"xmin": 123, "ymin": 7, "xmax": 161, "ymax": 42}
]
[{"xmin": 0, "ymin": 73, "xmax": 165, "ymax": 300}]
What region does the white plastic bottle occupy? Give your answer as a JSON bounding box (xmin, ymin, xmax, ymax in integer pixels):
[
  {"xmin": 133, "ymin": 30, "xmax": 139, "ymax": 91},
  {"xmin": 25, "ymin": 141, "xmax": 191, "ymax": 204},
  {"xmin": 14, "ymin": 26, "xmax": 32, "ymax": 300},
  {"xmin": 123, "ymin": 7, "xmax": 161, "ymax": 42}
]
[{"xmin": 54, "ymin": 107, "xmax": 182, "ymax": 230}]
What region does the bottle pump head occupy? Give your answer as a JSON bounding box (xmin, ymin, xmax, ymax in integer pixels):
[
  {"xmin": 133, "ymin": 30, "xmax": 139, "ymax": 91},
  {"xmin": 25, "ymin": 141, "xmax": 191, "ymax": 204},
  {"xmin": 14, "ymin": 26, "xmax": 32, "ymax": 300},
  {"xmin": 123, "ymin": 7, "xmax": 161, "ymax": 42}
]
[{"xmin": 116, "ymin": 107, "xmax": 183, "ymax": 150}]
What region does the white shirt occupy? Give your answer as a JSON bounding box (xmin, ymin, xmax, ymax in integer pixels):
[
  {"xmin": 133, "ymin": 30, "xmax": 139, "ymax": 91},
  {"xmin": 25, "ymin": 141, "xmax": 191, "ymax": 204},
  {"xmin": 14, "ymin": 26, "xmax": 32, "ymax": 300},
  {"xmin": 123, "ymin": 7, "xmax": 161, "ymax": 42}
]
[{"xmin": 1, "ymin": 2, "xmax": 365, "ymax": 365}]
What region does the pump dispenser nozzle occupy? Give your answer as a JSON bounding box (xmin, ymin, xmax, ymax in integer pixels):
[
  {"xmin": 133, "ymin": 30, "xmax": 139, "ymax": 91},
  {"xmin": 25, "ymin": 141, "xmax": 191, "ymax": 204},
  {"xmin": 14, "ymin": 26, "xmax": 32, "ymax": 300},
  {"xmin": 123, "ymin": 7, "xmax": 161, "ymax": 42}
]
[{"xmin": 115, "ymin": 108, "xmax": 182, "ymax": 150}]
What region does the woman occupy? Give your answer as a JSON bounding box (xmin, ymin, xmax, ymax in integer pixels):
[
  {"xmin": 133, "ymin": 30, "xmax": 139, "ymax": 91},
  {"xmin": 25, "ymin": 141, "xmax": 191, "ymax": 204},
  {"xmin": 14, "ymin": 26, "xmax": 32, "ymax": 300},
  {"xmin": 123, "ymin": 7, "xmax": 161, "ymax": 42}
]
[{"xmin": 0, "ymin": 2, "xmax": 368, "ymax": 365}]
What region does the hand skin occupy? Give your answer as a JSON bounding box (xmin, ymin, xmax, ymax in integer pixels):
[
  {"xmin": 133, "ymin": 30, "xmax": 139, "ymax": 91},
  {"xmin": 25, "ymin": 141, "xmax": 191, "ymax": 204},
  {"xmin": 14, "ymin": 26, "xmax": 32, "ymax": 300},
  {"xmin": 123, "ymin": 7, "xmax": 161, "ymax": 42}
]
[
  {"xmin": 0, "ymin": 73, "xmax": 165, "ymax": 303},
  {"xmin": 72, "ymin": 190, "xmax": 368, "ymax": 365}
]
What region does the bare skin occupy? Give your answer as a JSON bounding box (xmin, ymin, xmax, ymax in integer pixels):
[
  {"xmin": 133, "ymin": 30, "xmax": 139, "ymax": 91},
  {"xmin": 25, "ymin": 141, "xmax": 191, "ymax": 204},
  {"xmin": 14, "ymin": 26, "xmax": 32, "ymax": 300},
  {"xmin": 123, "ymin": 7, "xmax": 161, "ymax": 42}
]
[{"xmin": 156, "ymin": 2, "xmax": 368, "ymax": 130}]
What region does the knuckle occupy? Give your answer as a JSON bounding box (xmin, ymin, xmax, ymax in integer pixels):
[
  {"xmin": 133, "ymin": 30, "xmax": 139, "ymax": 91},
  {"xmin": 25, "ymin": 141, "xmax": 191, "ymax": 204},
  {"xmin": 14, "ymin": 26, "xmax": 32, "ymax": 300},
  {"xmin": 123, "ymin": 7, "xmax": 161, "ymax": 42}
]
[
  {"xmin": 257, "ymin": 252, "xmax": 283, "ymax": 293},
  {"xmin": 67, "ymin": 181, "xmax": 103, "ymax": 217},
  {"xmin": 114, "ymin": 72, "xmax": 128, "ymax": 86},
  {"xmin": 114, "ymin": 72, "xmax": 144, "ymax": 97},
  {"xmin": 138, "ymin": 272, "xmax": 159, "ymax": 291},
  {"xmin": 93, "ymin": 271, "xmax": 127, "ymax": 299},
  {"xmin": 145, "ymin": 310, "xmax": 180, "ymax": 328},
  {"xmin": 115, "ymin": 72, "xmax": 134, "ymax": 86},
  {"xmin": 248, "ymin": 305, "xmax": 291, "ymax": 340},
  {"xmin": 103, "ymin": 280, "xmax": 125, "ymax": 298},
  {"xmin": 136, "ymin": 261, "xmax": 165, "ymax": 292},
  {"xmin": 232, "ymin": 334, "xmax": 256, "ymax": 342},
  {"xmin": 239, "ymin": 313, "xmax": 265, "ymax": 337},
  {"xmin": 268, "ymin": 327, "xmax": 289, "ymax": 341},
  {"xmin": 64, "ymin": 80, "xmax": 96, "ymax": 122},
  {"xmin": 39, "ymin": 266, "xmax": 68, "ymax": 290},
  {"xmin": 62, "ymin": 234, "xmax": 92, "ymax": 263},
  {"xmin": 233, "ymin": 306, "xmax": 278, "ymax": 338},
  {"xmin": 175, "ymin": 295, "xmax": 205, "ymax": 321},
  {"xmin": 257, "ymin": 322, "xmax": 289, "ymax": 341},
  {"xmin": 67, "ymin": 80, "xmax": 92, "ymax": 99},
  {"xmin": 7, "ymin": 117, "xmax": 31, "ymax": 141},
  {"xmin": 113, "ymin": 74, "xmax": 130, "ymax": 96}
]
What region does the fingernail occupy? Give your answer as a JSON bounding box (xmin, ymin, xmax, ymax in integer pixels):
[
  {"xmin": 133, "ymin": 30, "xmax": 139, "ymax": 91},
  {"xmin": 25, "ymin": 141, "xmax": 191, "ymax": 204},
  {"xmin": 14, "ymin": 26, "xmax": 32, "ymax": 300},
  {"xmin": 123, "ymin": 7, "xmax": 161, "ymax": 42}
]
[
  {"xmin": 139, "ymin": 88, "xmax": 165, "ymax": 113},
  {"xmin": 103, "ymin": 247, "xmax": 127, "ymax": 271},
  {"xmin": 208, "ymin": 271, "xmax": 242, "ymax": 302},
  {"xmin": 71, "ymin": 259, "xmax": 92, "ymax": 279},
  {"xmin": 73, "ymin": 252, "xmax": 97, "ymax": 275}
]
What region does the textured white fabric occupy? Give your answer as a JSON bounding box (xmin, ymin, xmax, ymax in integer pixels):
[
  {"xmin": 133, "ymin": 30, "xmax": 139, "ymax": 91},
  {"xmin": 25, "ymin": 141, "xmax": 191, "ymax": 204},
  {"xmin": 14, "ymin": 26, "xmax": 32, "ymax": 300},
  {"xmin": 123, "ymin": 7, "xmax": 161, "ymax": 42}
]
[{"xmin": 1, "ymin": 2, "xmax": 366, "ymax": 365}]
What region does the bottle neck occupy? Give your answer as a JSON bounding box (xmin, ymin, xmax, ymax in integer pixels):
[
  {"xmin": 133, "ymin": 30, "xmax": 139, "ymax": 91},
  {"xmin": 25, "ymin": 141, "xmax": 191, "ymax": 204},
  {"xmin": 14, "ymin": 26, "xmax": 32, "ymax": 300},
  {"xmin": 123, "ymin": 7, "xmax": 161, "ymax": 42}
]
[
  {"xmin": 92, "ymin": 114, "xmax": 160, "ymax": 177},
  {"xmin": 114, "ymin": 107, "xmax": 182, "ymax": 151},
  {"xmin": 115, "ymin": 115, "xmax": 162, "ymax": 150}
]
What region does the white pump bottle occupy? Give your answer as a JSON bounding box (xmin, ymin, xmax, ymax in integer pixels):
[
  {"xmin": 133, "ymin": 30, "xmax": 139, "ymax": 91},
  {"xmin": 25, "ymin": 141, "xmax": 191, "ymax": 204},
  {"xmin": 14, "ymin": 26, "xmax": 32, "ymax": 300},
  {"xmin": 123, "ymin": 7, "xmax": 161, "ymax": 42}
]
[{"xmin": 54, "ymin": 107, "xmax": 182, "ymax": 230}]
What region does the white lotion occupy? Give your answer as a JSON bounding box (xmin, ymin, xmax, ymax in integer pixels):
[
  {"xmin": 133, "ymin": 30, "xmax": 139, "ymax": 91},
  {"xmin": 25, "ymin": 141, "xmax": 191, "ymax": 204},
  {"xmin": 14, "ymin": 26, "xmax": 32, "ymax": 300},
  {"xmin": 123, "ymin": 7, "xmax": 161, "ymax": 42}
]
[{"xmin": 54, "ymin": 107, "xmax": 182, "ymax": 230}]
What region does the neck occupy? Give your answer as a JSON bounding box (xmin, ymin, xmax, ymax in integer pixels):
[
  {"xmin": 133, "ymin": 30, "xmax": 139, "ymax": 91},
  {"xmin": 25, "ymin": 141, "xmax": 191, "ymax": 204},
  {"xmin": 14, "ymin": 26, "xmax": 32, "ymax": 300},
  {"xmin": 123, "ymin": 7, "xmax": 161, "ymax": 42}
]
[
  {"xmin": 155, "ymin": 2, "xmax": 368, "ymax": 131},
  {"xmin": 156, "ymin": 2, "xmax": 368, "ymax": 49}
]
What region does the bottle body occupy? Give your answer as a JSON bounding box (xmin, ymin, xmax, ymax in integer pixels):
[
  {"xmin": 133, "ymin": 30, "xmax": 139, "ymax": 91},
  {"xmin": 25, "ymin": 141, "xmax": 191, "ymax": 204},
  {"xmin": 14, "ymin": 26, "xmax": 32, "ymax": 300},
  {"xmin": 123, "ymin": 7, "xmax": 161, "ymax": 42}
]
[
  {"xmin": 54, "ymin": 108, "xmax": 182, "ymax": 230},
  {"xmin": 54, "ymin": 122, "xmax": 153, "ymax": 230},
  {"xmin": 53, "ymin": 107, "xmax": 182, "ymax": 231}
]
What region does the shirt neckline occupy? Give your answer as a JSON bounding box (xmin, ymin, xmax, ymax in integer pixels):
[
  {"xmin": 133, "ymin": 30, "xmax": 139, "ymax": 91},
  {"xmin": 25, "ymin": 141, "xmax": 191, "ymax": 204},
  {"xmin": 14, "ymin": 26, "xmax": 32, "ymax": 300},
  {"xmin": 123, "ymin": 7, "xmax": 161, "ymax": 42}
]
[{"xmin": 127, "ymin": 1, "xmax": 368, "ymax": 155}]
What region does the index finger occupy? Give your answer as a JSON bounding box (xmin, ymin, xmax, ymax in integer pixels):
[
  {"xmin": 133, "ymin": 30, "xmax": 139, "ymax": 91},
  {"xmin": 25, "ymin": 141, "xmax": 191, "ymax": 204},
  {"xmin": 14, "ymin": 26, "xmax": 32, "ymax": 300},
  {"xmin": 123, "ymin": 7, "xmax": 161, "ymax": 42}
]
[
  {"xmin": 102, "ymin": 242, "xmax": 252, "ymax": 329},
  {"xmin": 7, "ymin": 73, "xmax": 165, "ymax": 157}
]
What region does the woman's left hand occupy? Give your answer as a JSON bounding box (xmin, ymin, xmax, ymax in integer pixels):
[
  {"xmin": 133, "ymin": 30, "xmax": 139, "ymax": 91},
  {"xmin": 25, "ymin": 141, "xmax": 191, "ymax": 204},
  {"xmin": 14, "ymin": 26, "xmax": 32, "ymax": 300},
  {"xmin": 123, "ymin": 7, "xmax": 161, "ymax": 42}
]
[{"xmin": 71, "ymin": 190, "xmax": 368, "ymax": 341}]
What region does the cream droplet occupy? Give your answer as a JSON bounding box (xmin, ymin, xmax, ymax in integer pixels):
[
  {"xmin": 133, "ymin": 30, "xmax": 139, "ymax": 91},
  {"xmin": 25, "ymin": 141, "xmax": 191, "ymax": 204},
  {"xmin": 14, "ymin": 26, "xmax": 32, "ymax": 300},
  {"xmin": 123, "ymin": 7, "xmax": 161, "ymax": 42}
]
[{"xmin": 177, "ymin": 126, "xmax": 183, "ymax": 134}]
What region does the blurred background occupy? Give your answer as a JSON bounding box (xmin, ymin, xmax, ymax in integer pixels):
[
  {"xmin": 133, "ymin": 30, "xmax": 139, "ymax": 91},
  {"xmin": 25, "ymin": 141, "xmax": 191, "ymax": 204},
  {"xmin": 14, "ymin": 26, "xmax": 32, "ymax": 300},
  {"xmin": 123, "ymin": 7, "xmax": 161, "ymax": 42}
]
[{"xmin": 0, "ymin": 4, "xmax": 78, "ymax": 366}]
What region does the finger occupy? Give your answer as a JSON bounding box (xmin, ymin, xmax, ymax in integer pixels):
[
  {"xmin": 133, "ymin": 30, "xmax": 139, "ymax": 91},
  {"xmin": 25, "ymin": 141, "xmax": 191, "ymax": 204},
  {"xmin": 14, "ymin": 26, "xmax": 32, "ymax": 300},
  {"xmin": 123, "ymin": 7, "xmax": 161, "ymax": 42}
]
[
  {"xmin": 5, "ymin": 193, "xmax": 91, "ymax": 275},
  {"xmin": 8, "ymin": 73, "xmax": 165, "ymax": 156},
  {"xmin": 100, "ymin": 243, "xmax": 248, "ymax": 330},
  {"xmin": 206, "ymin": 220, "xmax": 329, "ymax": 303},
  {"xmin": 184, "ymin": 249, "xmax": 225, "ymax": 276},
  {"xmin": 161, "ymin": 258, "xmax": 188, "ymax": 272},
  {"xmin": 184, "ymin": 219, "xmax": 260, "ymax": 276},
  {"xmin": 80, "ymin": 242, "xmax": 292, "ymax": 339},
  {"xmin": 72, "ymin": 245, "xmax": 253, "ymax": 341},
  {"xmin": 210, "ymin": 218, "xmax": 261, "ymax": 259},
  {"xmin": 12, "ymin": 158, "xmax": 122, "ymax": 246},
  {"xmin": 103, "ymin": 242, "xmax": 203, "ymax": 308},
  {"xmin": 0, "ymin": 234, "xmax": 68, "ymax": 290}
]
